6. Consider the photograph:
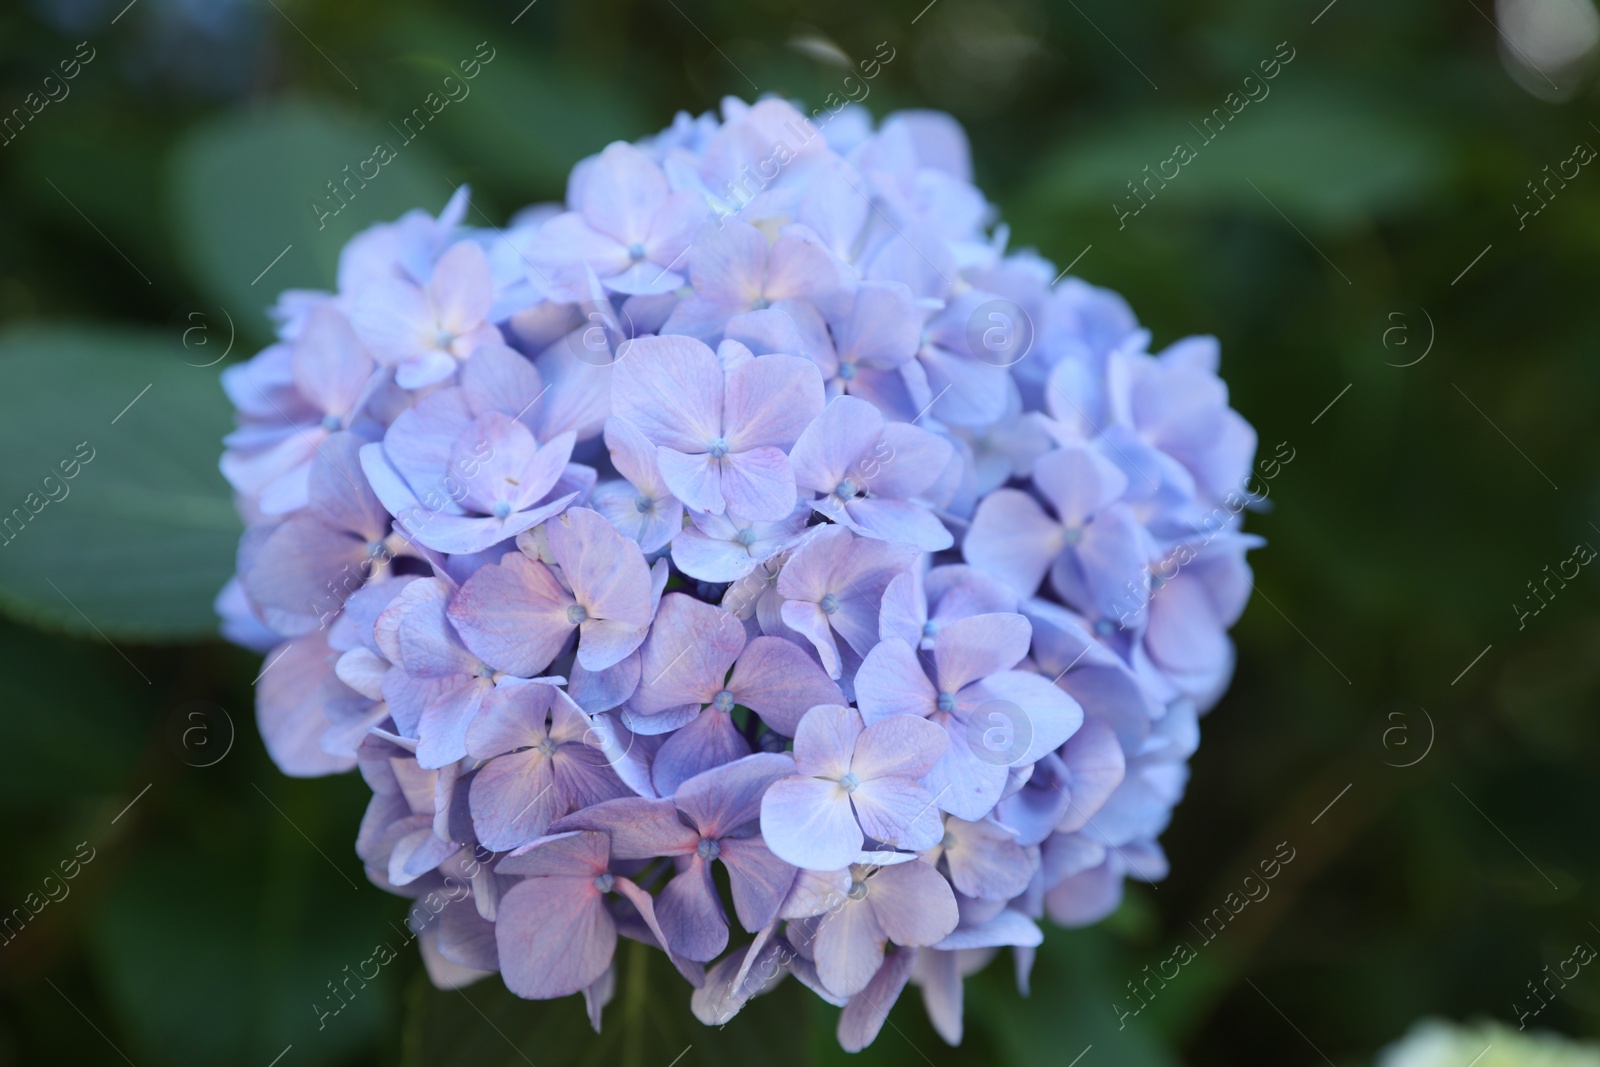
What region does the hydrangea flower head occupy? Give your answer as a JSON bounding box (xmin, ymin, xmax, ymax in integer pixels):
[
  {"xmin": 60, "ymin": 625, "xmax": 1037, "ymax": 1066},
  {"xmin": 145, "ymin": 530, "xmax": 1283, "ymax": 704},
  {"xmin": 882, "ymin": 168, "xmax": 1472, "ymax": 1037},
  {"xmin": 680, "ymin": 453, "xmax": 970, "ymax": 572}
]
[{"xmin": 219, "ymin": 95, "xmax": 1259, "ymax": 1050}]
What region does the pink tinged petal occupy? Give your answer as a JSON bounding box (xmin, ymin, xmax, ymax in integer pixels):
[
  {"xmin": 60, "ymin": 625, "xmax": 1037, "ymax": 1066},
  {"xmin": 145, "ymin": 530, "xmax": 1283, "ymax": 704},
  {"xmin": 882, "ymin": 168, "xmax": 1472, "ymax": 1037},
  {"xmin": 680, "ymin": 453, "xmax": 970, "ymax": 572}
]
[
  {"xmin": 461, "ymin": 343, "xmax": 544, "ymax": 422},
  {"xmin": 853, "ymin": 638, "xmax": 938, "ymax": 724},
  {"xmin": 716, "ymin": 839, "xmax": 796, "ymax": 938},
  {"xmin": 851, "ymin": 777, "xmax": 944, "ymax": 851},
  {"xmin": 943, "ymin": 818, "xmax": 1035, "ymax": 900},
  {"xmin": 550, "ymin": 796, "xmax": 698, "ymax": 858},
  {"xmin": 836, "ymin": 281, "xmax": 920, "ymax": 369},
  {"xmin": 448, "ymin": 552, "xmax": 574, "ymax": 676},
  {"xmin": 610, "ymin": 334, "xmax": 724, "ymax": 451},
  {"xmin": 843, "ymin": 497, "xmax": 953, "ymax": 552},
  {"xmin": 760, "ymin": 775, "xmax": 862, "ymax": 870},
  {"xmin": 787, "ymin": 395, "xmax": 883, "ymax": 494},
  {"xmin": 293, "ymin": 306, "xmax": 375, "ymax": 417},
  {"xmin": 686, "ymin": 221, "xmax": 766, "ymax": 306},
  {"xmin": 933, "ymin": 612, "xmax": 1032, "ymax": 693},
  {"xmin": 965, "ymin": 670, "xmax": 1085, "ymax": 763},
  {"xmin": 867, "ymin": 858, "xmax": 959, "ymax": 946},
  {"xmin": 609, "ymin": 876, "xmax": 705, "ymax": 989},
  {"xmin": 548, "ymin": 506, "xmax": 652, "ymax": 625},
  {"xmin": 1056, "ymin": 718, "xmax": 1126, "ymax": 833},
  {"xmin": 963, "ymin": 488, "xmax": 1063, "ymax": 597},
  {"xmin": 765, "ymin": 234, "xmax": 848, "ymax": 308},
  {"xmin": 257, "ymin": 636, "xmax": 357, "ymax": 777},
  {"xmin": 470, "ymin": 749, "xmax": 561, "ymax": 850},
  {"xmin": 396, "ymin": 592, "xmax": 480, "ymax": 678},
  {"xmin": 923, "ymin": 718, "xmax": 1010, "ymax": 821},
  {"xmin": 815, "ymin": 898, "xmax": 887, "ymax": 997},
  {"xmin": 602, "ymin": 417, "xmax": 666, "ymax": 496},
  {"xmin": 675, "ymin": 751, "xmax": 796, "ymax": 838},
  {"xmin": 496, "ymin": 875, "xmax": 616, "ymax": 999},
  {"xmin": 429, "ymin": 241, "xmax": 494, "ymax": 335},
  {"xmin": 852, "ymin": 714, "xmax": 949, "ymax": 780},
  {"xmin": 553, "ymin": 745, "xmax": 632, "ymax": 811},
  {"xmin": 790, "ymin": 703, "xmax": 863, "ymax": 780},
  {"xmin": 723, "ymin": 354, "xmax": 825, "ymax": 450},
  {"xmin": 1032, "ymin": 444, "xmax": 1128, "ymax": 526},
  {"xmin": 726, "ymin": 636, "xmax": 846, "ymax": 736},
  {"xmin": 656, "ymin": 856, "xmax": 728, "ymax": 962},
  {"xmin": 632, "ymin": 593, "xmax": 745, "ymax": 715},
  {"xmin": 837, "ymin": 946, "xmax": 918, "ymax": 1053},
  {"xmin": 650, "ymin": 708, "xmax": 751, "ymax": 798}
]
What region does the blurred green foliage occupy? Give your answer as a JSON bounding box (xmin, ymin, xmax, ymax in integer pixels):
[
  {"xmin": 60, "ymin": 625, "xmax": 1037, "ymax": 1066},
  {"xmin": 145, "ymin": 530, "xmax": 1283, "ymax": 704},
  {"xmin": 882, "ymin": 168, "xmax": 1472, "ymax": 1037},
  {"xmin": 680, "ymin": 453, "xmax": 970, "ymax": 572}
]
[{"xmin": 1, "ymin": 0, "xmax": 1598, "ymax": 1064}]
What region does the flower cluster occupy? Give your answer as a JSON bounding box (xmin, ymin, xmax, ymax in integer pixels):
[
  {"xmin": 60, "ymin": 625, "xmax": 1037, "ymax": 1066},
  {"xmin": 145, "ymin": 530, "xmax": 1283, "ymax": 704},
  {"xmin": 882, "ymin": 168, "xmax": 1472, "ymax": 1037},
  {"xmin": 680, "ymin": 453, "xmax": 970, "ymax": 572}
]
[{"xmin": 218, "ymin": 96, "xmax": 1258, "ymax": 1050}]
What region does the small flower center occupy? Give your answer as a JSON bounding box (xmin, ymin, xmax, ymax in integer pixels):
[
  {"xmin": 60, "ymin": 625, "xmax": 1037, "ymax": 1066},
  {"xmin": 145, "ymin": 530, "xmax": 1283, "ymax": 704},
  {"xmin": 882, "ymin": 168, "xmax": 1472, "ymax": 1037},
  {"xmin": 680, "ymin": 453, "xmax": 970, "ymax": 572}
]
[
  {"xmin": 366, "ymin": 540, "xmax": 387, "ymax": 560},
  {"xmin": 847, "ymin": 879, "xmax": 869, "ymax": 901},
  {"xmin": 696, "ymin": 838, "xmax": 721, "ymax": 860},
  {"xmin": 634, "ymin": 495, "xmax": 654, "ymax": 514},
  {"xmin": 735, "ymin": 527, "xmax": 757, "ymax": 547},
  {"xmin": 837, "ymin": 362, "xmax": 857, "ymax": 381},
  {"xmin": 538, "ymin": 738, "xmax": 558, "ymax": 758},
  {"xmin": 838, "ymin": 772, "xmax": 861, "ymax": 794},
  {"xmin": 712, "ymin": 689, "xmax": 736, "ymax": 713},
  {"xmin": 940, "ymin": 830, "xmax": 957, "ymax": 849},
  {"xmin": 435, "ymin": 329, "xmax": 456, "ymax": 350},
  {"xmin": 567, "ymin": 603, "xmax": 590, "ymax": 624},
  {"xmin": 492, "ymin": 500, "xmax": 513, "ymax": 520},
  {"xmin": 321, "ymin": 414, "xmax": 342, "ymax": 432},
  {"xmin": 835, "ymin": 479, "xmax": 859, "ymax": 500},
  {"xmin": 751, "ymin": 297, "xmax": 770, "ymax": 311},
  {"xmin": 819, "ymin": 593, "xmax": 840, "ymax": 615},
  {"xmin": 1062, "ymin": 525, "xmax": 1084, "ymax": 547},
  {"xmin": 593, "ymin": 873, "xmax": 615, "ymax": 893},
  {"xmin": 921, "ymin": 620, "xmax": 939, "ymax": 638},
  {"xmin": 1093, "ymin": 618, "xmax": 1116, "ymax": 637},
  {"xmin": 937, "ymin": 691, "xmax": 957, "ymax": 713},
  {"xmin": 706, "ymin": 437, "xmax": 731, "ymax": 459},
  {"xmin": 627, "ymin": 242, "xmax": 647, "ymax": 261}
]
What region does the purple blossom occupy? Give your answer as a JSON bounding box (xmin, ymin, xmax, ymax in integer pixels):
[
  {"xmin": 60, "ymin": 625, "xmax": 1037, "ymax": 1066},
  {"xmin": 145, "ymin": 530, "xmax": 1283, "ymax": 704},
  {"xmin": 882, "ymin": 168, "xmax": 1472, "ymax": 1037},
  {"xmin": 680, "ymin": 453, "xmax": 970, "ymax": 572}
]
[
  {"xmin": 610, "ymin": 335, "xmax": 825, "ymax": 521},
  {"xmin": 776, "ymin": 524, "xmax": 917, "ymax": 679},
  {"xmin": 352, "ymin": 240, "xmax": 502, "ymax": 389},
  {"xmin": 760, "ymin": 704, "xmax": 948, "ymax": 869},
  {"xmin": 810, "ymin": 858, "xmax": 957, "ymax": 997}
]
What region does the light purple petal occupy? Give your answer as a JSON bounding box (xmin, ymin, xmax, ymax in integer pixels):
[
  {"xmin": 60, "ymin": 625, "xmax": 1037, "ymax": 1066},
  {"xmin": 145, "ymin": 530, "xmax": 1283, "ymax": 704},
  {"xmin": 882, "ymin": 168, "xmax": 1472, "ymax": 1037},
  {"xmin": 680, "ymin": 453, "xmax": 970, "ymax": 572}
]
[
  {"xmin": 837, "ymin": 947, "xmax": 917, "ymax": 1053},
  {"xmin": 649, "ymin": 708, "xmax": 751, "ymax": 798},
  {"xmin": 853, "ymin": 638, "xmax": 938, "ymax": 724},
  {"xmin": 676, "ymin": 751, "xmax": 796, "ymax": 839},
  {"xmin": 718, "ymin": 836, "xmax": 796, "ymax": 934},
  {"xmin": 815, "ymin": 898, "xmax": 886, "ymax": 997},
  {"xmin": 963, "ymin": 488, "xmax": 1062, "ymax": 598},
  {"xmin": 933, "ymin": 613, "xmax": 1032, "ymax": 694},
  {"xmin": 787, "ymin": 395, "xmax": 882, "ymax": 494},
  {"xmin": 759, "ymin": 775, "xmax": 862, "ymax": 870},
  {"xmin": 852, "ymin": 714, "xmax": 948, "ymax": 781},
  {"xmin": 655, "ymin": 856, "xmax": 727, "ymax": 962},
  {"xmin": 448, "ymin": 552, "xmax": 573, "ymax": 677},
  {"xmin": 724, "ymin": 354, "xmax": 824, "ymax": 450},
  {"xmin": 610, "ymin": 334, "xmax": 724, "ymax": 451},
  {"xmin": 726, "ymin": 636, "xmax": 846, "ymax": 736},
  {"xmin": 631, "ymin": 593, "xmax": 745, "ymax": 714},
  {"xmin": 550, "ymin": 796, "xmax": 698, "ymax": 858},
  {"xmin": 866, "ymin": 859, "xmax": 959, "ymax": 946},
  {"xmin": 496, "ymin": 875, "xmax": 615, "ymax": 999},
  {"xmin": 851, "ymin": 778, "xmax": 944, "ymax": 852},
  {"xmin": 718, "ymin": 446, "xmax": 798, "ymax": 521}
]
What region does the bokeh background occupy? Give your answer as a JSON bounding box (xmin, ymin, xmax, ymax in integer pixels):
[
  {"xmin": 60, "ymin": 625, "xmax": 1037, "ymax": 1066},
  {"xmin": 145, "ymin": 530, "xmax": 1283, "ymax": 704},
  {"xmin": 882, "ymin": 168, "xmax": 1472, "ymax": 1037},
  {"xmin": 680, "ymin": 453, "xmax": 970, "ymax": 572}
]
[{"xmin": 2, "ymin": 0, "xmax": 1598, "ymax": 1064}]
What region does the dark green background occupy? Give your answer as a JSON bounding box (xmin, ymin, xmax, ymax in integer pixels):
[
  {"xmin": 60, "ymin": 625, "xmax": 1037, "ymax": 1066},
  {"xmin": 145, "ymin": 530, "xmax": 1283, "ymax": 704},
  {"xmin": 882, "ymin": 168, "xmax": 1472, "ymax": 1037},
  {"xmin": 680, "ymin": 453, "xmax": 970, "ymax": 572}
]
[{"xmin": 2, "ymin": 0, "xmax": 1597, "ymax": 1063}]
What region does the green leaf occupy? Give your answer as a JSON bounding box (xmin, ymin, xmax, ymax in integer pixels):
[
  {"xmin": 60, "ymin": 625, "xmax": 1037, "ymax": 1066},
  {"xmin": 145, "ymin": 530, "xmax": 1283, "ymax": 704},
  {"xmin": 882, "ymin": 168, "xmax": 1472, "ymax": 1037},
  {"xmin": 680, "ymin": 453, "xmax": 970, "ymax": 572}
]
[
  {"xmin": 170, "ymin": 101, "xmax": 455, "ymax": 334},
  {"xmin": 402, "ymin": 939, "xmax": 816, "ymax": 1067},
  {"xmin": 1018, "ymin": 82, "xmax": 1447, "ymax": 232},
  {"xmin": 0, "ymin": 325, "xmax": 237, "ymax": 640}
]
